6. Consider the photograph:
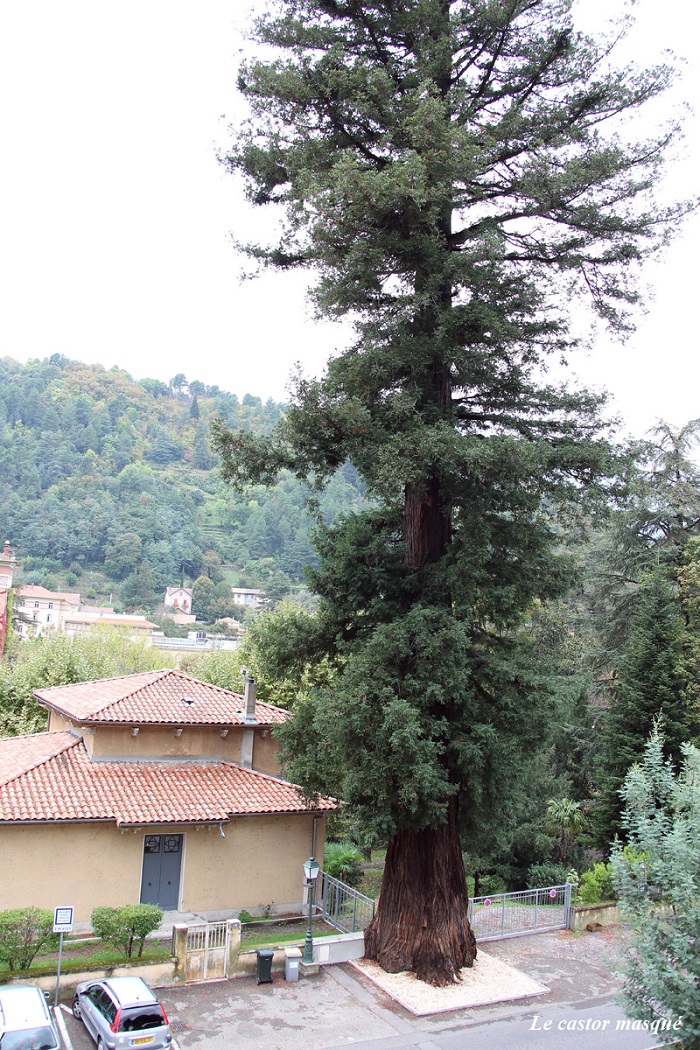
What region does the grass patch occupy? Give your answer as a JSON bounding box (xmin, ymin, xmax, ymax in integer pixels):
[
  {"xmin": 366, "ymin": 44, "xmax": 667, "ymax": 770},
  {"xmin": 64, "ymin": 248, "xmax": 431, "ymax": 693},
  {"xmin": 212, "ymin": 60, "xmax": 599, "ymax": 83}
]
[
  {"xmin": 240, "ymin": 920, "xmax": 337, "ymax": 951},
  {"xmin": 0, "ymin": 943, "xmax": 171, "ymax": 979}
]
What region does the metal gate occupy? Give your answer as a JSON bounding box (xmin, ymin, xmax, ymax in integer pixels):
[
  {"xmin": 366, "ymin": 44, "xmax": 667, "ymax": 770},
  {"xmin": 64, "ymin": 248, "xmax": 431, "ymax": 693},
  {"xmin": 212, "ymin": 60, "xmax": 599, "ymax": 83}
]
[
  {"xmin": 468, "ymin": 883, "xmax": 572, "ymax": 942},
  {"xmin": 317, "ymin": 871, "xmax": 376, "ymax": 933},
  {"xmin": 183, "ymin": 921, "xmax": 230, "ymax": 982}
]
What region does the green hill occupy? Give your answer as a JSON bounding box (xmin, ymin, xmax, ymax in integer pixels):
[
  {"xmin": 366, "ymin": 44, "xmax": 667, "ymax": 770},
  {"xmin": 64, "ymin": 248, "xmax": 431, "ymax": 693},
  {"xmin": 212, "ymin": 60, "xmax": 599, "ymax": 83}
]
[{"xmin": 0, "ymin": 355, "xmax": 364, "ymax": 615}]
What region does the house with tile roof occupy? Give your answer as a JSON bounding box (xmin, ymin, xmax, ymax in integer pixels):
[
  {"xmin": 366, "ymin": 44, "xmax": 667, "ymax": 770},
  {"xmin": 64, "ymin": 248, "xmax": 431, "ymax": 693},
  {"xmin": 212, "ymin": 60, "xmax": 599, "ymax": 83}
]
[
  {"xmin": 0, "ymin": 670, "xmax": 334, "ymax": 922},
  {"xmin": 13, "ymin": 585, "xmax": 82, "ymax": 637}
]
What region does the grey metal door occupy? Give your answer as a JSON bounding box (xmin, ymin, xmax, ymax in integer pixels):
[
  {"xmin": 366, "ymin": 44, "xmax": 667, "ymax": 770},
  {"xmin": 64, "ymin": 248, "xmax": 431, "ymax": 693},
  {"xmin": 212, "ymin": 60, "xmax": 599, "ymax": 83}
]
[{"xmin": 140, "ymin": 834, "xmax": 182, "ymax": 909}]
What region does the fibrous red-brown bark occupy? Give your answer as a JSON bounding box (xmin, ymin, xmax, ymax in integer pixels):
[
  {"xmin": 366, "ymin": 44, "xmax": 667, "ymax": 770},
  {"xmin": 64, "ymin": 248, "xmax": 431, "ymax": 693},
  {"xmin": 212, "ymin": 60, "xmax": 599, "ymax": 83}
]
[{"xmin": 364, "ymin": 796, "xmax": 477, "ymax": 985}]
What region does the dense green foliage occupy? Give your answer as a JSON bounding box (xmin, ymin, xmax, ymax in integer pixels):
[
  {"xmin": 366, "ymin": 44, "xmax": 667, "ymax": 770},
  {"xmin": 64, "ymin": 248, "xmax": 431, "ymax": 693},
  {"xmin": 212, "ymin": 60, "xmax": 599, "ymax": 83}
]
[
  {"xmin": 0, "ymin": 629, "xmax": 173, "ymax": 736},
  {"xmin": 215, "ymin": 0, "xmax": 688, "ymax": 982},
  {"xmin": 612, "ymin": 727, "xmax": 700, "ymax": 1046},
  {"xmin": 0, "ymin": 355, "xmax": 364, "ymax": 612},
  {"xmin": 0, "ymin": 908, "xmax": 58, "ymax": 971}
]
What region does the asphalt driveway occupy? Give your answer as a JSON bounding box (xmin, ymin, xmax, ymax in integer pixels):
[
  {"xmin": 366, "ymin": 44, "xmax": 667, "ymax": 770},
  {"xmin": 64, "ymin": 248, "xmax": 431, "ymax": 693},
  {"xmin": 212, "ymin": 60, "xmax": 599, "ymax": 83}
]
[{"xmin": 55, "ymin": 926, "xmax": 658, "ymax": 1050}]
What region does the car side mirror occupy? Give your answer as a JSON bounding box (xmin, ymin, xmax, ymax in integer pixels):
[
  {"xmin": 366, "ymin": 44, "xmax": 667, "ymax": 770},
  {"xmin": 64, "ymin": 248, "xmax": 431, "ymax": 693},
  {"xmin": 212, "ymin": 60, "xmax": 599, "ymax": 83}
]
[{"xmin": 43, "ymin": 991, "xmax": 50, "ymax": 1000}]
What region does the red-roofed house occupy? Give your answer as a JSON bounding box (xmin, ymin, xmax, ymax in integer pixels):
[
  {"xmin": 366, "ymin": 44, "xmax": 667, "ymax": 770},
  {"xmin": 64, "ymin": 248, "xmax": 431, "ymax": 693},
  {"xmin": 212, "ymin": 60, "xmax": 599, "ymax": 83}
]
[
  {"xmin": 0, "ymin": 670, "xmax": 334, "ymax": 922},
  {"xmin": 13, "ymin": 585, "xmax": 81, "ymax": 637}
]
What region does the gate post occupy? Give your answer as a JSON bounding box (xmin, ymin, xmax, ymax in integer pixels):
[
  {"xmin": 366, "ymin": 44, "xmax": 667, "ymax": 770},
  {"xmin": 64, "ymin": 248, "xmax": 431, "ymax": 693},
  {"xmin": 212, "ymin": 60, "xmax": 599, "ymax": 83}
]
[
  {"xmin": 564, "ymin": 882, "xmax": 572, "ymax": 929},
  {"xmin": 226, "ymin": 919, "xmax": 241, "ymax": 977},
  {"xmin": 172, "ymin": 923, "xmax": 188, "ymax": 981}
]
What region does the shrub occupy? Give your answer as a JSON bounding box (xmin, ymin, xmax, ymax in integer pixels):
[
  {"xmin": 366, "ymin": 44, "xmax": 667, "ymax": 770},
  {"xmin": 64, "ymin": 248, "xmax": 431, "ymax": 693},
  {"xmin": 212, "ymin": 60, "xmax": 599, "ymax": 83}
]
[
  {"xmin": 237, "ymin": 910, "xmax": 253, "ymax": 924},
  {"xmin": 91, "ymin": 904, "xmax": 163, "ymax": 958},
  {"xmin": 477, "ymin": 874, "xmax": 506, "ymax": 897},
  {"xmin": 578, "ymin": 862, "xmax": 616, "ymax": 904},
  {"xmin": 0, "ymin": 907, "xmax": 58, "ymax": 970},
  {"xmin": 323, "ymin": 842, "xmax": 364, "ymax": 886},
  {"xmin": 526, "ymin": 863, "xmax": 569, "ymax": 889}
]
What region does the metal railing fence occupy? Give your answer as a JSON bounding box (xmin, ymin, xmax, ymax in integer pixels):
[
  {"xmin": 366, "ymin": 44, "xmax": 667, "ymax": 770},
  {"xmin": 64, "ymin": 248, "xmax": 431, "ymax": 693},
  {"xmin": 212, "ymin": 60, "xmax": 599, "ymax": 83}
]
[
  {"xmin": 316, "ymin": 871, "xmax": 376, "ymax": 933},
  {"xmin": 468, "ymin": 883, "xmax": 572, "ymax": 942}
]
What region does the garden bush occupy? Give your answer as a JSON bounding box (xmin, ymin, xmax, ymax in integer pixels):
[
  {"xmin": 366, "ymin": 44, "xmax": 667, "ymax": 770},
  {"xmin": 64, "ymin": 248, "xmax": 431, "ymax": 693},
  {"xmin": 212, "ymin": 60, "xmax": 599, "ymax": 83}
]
[
  {"xmin": 578, "ymin": 862, "xmax": 616, "ymax": 904},
  {"xmin": 0, "ymin": 907, "xmax": 58, "ymax": 970},
  {"xmin": 91, "ymin": 904, "xmax": 163, "ymax": 958},
  {"xmin": 526, "ymin": 863, "xmax": 569, "ymax": 889}
]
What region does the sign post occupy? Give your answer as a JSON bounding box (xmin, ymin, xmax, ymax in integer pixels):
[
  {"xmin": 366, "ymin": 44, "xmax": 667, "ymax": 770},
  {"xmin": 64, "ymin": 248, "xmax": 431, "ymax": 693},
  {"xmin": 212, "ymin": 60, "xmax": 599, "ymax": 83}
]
[{"xmin": 53, "ymin": 907, "xmax": 74, "ymax": 1007}]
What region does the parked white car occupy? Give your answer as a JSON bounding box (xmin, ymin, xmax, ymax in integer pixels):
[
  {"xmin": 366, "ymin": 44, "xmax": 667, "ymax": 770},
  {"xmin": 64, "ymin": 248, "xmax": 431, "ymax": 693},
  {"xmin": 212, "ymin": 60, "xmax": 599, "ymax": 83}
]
[{"xmin": 0, "ymin": 984, "xmax": 60, "ymax": 1050}]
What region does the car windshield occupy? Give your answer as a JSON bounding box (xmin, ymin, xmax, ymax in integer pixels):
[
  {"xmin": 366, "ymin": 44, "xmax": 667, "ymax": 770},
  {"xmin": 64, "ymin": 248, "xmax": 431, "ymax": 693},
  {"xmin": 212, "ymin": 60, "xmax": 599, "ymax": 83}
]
[
  {"xmin": 0, "ymin": 1026, "xmax": 58, "ymax": 1050},
  {"xmin": 119, "ymin": 1007, "xmax": 165, "ymax": 1032}
]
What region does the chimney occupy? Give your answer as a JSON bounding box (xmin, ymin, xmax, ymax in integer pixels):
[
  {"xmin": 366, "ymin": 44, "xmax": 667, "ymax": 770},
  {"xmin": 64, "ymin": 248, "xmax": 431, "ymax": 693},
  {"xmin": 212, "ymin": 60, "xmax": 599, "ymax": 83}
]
[
  {"xmin": 243, "ymin": 676, "xmax": 256, "ymax": 722},
  {"xmin": 3, "ymin": 541, "xmax": 10, "ymax": 558}
]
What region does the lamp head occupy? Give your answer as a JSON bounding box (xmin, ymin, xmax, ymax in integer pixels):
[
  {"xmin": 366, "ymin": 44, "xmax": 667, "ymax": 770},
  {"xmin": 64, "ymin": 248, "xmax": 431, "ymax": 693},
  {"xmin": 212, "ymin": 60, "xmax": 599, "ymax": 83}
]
[{"xmin": 303, "ymin": 856, "xmax": 320, "ymax": 882}]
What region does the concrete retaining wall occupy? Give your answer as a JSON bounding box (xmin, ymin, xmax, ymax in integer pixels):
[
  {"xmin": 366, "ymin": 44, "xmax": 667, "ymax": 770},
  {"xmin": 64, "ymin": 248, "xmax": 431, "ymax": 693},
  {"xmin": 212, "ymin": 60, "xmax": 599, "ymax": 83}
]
[
  {"xmin": 236, "ymin": 931, "xmax": 365, "ymax": 975},
  {"xmin": 2, "ymin": 959, "xmax": 178, "ymax": 998},
  {"xmin": 568, "ymin": 901, "xmax": 622, "ymax": 930}
]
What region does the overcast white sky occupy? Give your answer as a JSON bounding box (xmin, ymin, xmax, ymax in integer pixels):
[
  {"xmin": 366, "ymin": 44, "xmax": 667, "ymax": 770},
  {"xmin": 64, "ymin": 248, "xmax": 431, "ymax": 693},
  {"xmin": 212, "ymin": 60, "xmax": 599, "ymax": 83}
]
[{"xmin": 1, "ymin": 0, "xmax": 698, "ymax": 438}]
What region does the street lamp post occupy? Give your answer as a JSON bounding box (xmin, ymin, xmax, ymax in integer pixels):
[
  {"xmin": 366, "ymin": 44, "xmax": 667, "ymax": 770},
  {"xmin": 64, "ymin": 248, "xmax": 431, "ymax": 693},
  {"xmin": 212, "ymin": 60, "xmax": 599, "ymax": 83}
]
[{"xmin": 303, "ymin": 856, "xmax": 320, "ymax": 964}]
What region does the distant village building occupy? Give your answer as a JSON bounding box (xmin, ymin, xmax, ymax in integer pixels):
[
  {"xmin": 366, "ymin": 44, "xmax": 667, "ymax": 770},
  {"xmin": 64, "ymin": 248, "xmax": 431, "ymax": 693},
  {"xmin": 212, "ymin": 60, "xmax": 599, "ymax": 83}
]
[
  {"xmin": 164, "ymin": 586, "xmax": 193, "ymax": 615},
  {"xmin": 231, "ymin": 587, "xmax": 265, "ymax": 608},
  {"xmin": 14, "ymin": 585, "xmax": 82, "ymax": 637},
  {"xmin": 13, "ymin": 585, "xmax": 158, "ymax": 642}
]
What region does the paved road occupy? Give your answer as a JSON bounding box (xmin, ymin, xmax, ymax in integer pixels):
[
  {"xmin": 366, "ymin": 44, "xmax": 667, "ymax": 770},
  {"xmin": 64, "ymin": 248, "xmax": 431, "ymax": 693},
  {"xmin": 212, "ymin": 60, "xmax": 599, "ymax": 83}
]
[{"xmin": 51, "ymin": 928, "xmax": 679, "ymax": 1050}]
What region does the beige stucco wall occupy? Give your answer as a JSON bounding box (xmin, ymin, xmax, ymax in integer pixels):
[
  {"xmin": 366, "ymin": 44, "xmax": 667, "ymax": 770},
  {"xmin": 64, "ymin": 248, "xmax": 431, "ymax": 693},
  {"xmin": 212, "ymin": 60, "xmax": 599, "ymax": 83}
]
[
  {"xmin": 0, "ymin": 815, "xmax": 326, "ymax": 923},
  {"xmin": 0, "ymin": 823, "xmax": 144, "ymax": 921},
  {"xmin": 88, "ymin": 725, "xmax": 246, "ymax": 762},
  {"xmin": 46, "ymin": 711, "xmax": 74, "ymax": 733},
  {"xmin": 251, "ymin": 728, "xmax": 282, "ymax": 775},
  {"xmin": 42, "ymin": 719, "xmax": 282, "ymax": 776}
]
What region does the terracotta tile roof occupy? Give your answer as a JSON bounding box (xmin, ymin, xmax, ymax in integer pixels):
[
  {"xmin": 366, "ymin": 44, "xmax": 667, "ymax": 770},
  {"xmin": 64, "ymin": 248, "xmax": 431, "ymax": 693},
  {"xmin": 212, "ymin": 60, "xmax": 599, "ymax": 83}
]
[
  {"xmin": 0, "ymin": 734, "xmax": 335, "ymax": 824},
  {"xmin": 0, "ymin": 731, "xmax": 77, "ymax": 787},
  {"xmin": 34, "ymin": 670, "xmax": 290, "ymax": 727}
]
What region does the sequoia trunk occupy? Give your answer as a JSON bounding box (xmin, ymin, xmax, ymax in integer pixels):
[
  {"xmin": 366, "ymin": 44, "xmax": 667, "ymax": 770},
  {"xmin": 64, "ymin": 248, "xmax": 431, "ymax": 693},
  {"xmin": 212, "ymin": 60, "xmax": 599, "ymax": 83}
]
[{"xmin": 364, "ymin": 796, "xmax": 477, "ymax": 985}]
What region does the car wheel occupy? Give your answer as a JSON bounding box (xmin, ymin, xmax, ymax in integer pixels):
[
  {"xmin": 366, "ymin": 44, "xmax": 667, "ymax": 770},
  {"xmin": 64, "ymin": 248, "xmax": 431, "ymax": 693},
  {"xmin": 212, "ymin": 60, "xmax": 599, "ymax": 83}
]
[
  {"xmin": 97, "ymin": 1039, "xmax": 104, "ymax": 1050},
  {"xmin": 72, "ymin": 997, "xmax": 82, "ymax": 1020}
]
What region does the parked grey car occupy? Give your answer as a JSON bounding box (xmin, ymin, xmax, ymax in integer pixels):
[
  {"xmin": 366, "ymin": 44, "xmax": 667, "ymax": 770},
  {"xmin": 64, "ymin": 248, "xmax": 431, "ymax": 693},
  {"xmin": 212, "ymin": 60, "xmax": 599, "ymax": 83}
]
[
  {"xmin": 72, "ymin": 976, "xmax": 171, "ymax": 1050},
  {"xmin": 0, "ymin": 984, "xmax": 60, "ymax": 1050}
]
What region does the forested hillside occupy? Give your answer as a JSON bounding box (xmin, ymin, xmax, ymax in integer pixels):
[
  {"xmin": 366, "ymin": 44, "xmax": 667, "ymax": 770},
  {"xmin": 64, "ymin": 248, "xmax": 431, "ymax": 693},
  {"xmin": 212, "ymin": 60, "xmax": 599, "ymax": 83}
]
[{"xmin": 0, "ymin": 355, "xmax": 364, "ymax": 614}]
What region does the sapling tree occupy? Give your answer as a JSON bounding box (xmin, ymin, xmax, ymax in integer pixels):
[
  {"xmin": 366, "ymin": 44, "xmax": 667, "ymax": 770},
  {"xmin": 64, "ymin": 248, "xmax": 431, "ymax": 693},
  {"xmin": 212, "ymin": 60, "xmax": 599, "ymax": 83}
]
[{"xmin": 214, "ymin": 0, "xmax": 690, "ymax": 984}]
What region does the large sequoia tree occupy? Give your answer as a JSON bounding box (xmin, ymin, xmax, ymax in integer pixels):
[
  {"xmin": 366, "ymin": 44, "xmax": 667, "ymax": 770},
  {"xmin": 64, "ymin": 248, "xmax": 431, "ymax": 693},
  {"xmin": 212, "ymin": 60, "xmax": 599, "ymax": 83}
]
[{"xmin": 213, "ymin": 0, "xmax": 689, "ymax": 985}]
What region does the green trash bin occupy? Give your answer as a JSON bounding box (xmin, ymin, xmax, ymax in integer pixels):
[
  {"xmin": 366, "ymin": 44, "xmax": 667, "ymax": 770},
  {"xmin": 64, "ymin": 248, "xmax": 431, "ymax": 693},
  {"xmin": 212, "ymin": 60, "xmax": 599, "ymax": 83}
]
[{"xmin": 256, "ymin": 948, "xmax": 274, "ymax": 984}]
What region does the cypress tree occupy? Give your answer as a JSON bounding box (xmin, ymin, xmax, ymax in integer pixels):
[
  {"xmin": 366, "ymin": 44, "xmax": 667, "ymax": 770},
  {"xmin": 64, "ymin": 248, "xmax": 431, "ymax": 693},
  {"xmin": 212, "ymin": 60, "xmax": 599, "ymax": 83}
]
[
  {"xmin": 594, "ymin": 569, "xmax": 690, "ymax": 846},
  {"xmin": 213, "ymin": 0, "xmax": 689, "ymax": 984}
]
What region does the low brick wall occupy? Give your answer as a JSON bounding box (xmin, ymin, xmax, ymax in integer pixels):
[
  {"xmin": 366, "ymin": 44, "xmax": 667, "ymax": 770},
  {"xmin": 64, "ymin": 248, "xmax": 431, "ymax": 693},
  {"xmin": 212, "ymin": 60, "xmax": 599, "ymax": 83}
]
[{"xmin": 568, "ymin": 901, "xmax": 622, "ymax": 930}]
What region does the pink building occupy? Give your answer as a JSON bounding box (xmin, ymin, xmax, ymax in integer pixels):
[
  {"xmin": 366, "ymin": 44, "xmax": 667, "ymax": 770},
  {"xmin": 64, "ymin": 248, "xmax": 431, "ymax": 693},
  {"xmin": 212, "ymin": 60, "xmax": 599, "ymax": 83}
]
[{"xmin": 164, "ymin": 586, "xmax": 193, "ymax": 615}]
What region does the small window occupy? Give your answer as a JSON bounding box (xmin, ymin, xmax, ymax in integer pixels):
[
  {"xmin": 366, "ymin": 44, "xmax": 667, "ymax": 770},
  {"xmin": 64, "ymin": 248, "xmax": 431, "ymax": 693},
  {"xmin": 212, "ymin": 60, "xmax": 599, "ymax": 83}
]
[
  {"xmin": 96, "ymin": 990, "xmax": 117, "ymax": 1024},
  {"xmin": 48, "ymin": 602, "xmax": 53, "ymax": 609},
  {"xmin": 34, "ymin": 601, "xmax": 39, "ymax": 608},
  {"xmin": 46, "ymin": 614, "xmax": 51, "ymax": 623}
]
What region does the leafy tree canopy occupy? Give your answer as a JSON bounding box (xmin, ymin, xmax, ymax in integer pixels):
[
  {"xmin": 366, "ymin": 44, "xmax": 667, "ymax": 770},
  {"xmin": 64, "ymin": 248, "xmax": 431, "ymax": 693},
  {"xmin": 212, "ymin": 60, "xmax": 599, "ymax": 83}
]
[{"xmin": 214, "ymin": 0, "xmax": 691, "ymax": 984}]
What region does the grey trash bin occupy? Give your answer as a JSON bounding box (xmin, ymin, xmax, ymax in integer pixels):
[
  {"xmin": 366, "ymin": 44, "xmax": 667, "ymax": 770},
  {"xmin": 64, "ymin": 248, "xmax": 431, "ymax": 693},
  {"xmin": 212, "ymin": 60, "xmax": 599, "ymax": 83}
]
[
  {"xmin": 256, "ymin": 948, "xmax": 274, "ymax": 984},
  {"xmin": 284, "ymin": 947, "xmax": 302, "ymax": 982}
]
